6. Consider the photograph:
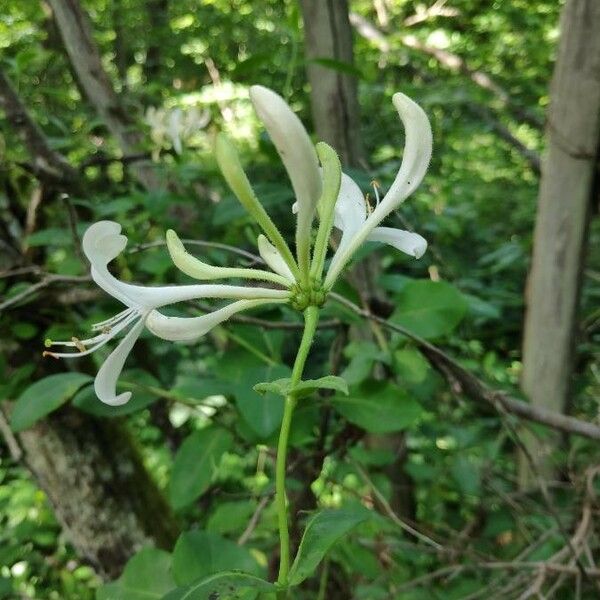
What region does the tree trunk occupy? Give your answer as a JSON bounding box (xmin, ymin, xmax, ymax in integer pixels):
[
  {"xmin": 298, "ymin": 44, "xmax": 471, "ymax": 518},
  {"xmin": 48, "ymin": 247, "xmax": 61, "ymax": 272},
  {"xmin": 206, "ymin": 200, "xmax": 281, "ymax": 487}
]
[
  {"xmin": 47, "ymin": 0, "xmax": 159, "ymax": 189},
  {"xmin": 298, "ymin": 0, "xmax": 364, "ymax": 168},
  {"xmin": 521, "ymin": 0, "xmax": 600, "ymax": 476},
  {"xmin": 298, "ymin": 0, "xmax": 414, "ymax": 520},
  {"xmin": 16, "ymin": 407, "xmax": 178, "ymax": 579},
  {"xmin": 0, "ymin": 68, "xmax": 80, "ymax": 187},
  {"xmin": 1, "ymin": 59, "xmax": 179, "ymax": 577}
]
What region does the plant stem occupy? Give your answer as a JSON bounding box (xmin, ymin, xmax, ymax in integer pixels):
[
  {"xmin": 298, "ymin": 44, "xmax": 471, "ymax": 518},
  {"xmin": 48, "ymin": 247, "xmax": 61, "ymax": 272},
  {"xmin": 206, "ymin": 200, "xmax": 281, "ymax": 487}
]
[{"xmin": 275, "ymin": 305, "xmax": 320, "ymax": 596}]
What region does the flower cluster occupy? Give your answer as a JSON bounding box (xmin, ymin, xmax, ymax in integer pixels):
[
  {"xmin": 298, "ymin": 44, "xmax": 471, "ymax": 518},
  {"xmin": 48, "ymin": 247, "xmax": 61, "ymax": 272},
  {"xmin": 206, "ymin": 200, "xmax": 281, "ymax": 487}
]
[
  {"xmin": 145, "ymin": 105, "xmax": 209, "ymax": 155},
  {"xmin": 46, "ymin": 86, "xmax": 432, "ymax": 406}
]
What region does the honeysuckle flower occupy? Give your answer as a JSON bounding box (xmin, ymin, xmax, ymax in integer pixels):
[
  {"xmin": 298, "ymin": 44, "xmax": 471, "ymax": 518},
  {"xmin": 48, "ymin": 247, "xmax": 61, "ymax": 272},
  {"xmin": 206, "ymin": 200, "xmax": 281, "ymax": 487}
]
[
  {"xmin": 45, "ymin": 221, "xmax": 289, "ymax": 406},
  {"xmin": 324, "ymin": 93, "xmax": 432, "ymax": 288},
  {"xmin": 166, "ymin": 87, "xmax": 431, "ymax": 315},
  {"xmin": 145, "ymin": 106, "xmax": 209, "ymax": 155}
]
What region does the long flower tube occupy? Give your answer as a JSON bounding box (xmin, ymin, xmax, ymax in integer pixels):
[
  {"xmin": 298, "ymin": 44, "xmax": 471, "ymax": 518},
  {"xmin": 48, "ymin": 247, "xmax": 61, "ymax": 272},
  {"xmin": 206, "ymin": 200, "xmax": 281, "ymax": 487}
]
[{"xmin": 45, "ymin": 221, "xmax": 290, "ymax": 406}]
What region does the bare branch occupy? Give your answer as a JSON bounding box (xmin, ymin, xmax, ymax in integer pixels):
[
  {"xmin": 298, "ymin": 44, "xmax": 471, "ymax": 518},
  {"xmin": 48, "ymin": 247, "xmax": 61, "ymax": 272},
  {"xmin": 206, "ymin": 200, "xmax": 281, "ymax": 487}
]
[
  {"xmin": 349, "ymin": 12, "xmax": 544, "ymax": 131},
  {"xmin": 47, "ymin": 0, "xmax": 158, "ymax": 189},
  {"xmin": 0, "ymin": 67, "xmax": 80, "ymax": 187},
  {"xmin": 331, "ymin": 293, "xmax": 600, "ymax": 441}
]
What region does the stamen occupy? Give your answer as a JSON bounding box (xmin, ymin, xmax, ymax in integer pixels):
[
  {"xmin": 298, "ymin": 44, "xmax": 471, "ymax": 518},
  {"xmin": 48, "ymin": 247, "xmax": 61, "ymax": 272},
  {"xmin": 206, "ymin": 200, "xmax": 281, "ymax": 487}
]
[
  {"xmin": 91, "ymin": 307, "xmax": 136, "ymax": 331},
  {"xmin": 365, "ymin": 192, "xmax": 373, "ymax": 215},
  {"xmin": 45, "ymin": 310, "xmax": 142, "ymax": 358},
  {"xmin": 371, "ymin": 180, "xmax": 381, "ymax": 205},
  {"xmin": 71, "ymin": 337, "xmax": 87, "ymax": 353}
]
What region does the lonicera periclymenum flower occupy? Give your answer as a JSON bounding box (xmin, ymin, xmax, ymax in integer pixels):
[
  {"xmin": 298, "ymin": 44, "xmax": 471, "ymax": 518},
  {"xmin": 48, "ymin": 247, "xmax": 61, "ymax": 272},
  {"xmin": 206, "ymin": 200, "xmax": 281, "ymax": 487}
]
[{"xmin": 46, "ymin": 85, "xmax": 432, "ymax": 405}]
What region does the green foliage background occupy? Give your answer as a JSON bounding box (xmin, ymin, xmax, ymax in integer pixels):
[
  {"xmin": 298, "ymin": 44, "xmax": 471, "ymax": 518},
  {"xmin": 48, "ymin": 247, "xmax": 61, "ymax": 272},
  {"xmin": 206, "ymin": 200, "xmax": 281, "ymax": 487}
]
[{"xmin": 1, "ymin": 0, "xmax": 599, "ymax": 598}]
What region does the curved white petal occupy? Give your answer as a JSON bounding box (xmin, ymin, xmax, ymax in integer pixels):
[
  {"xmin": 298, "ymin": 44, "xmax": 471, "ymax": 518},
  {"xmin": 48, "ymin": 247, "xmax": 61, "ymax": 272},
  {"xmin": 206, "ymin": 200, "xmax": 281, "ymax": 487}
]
[
  {"xmin": 83, "ymin": 221, "xmax": 289, "ymax": 308},
  {"xmin": 250, "ymin": 86, "xmax": 321, "ymax": 276},
  {"xmin": 367, "ymin": 227, "xmax": 427, "ymax": 259},
  {"xmin": 82, "ymin": 221, "xmax": 124, "ymax": 264},
  {"xmin": 94, "ymin": 317, "xmax": 146, "ymax": 405},
  {"xmin": 324, "ymin": 93, "xmax": 432, "ymax": 287},
  {"xmin": 374, "ymin": 93, "xmax": 432, "ymax": 218},
  {"xmin": 257, "ymin": 234, "xmax": 295, "ymax": 282},
  {"xmin": 327, "ymin": 173, "xmax": 368, "ymax": 280},
  {"xmin": 146, "ymin": 299, "xmax": 284, "ymax": 343},
  {"xmin": 333, "ymin": 173, "xmax": 367, "ymax": 241},
  {"xmin": 249, "ymin": 86, "xmax": 321, "ymax": 222}
]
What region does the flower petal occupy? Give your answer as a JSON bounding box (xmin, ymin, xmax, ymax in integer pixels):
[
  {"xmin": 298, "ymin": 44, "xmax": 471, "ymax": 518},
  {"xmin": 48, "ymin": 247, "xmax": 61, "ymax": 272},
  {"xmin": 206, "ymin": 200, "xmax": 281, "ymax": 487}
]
[
  {"xmin": 82, "ymin": 221, "xmax": 290, "ymax": 309},
  {"xmin": 250, "ymin": 85, "xmax": 321, "ymax": 278},
  {"xmin": 257, "ymin": 234, "xmax": 295, "ymax": 282},
  {"xmin": 333, "ymin": 173, "xmax": 367, "ymax": 244},
  {"xmin": 249, "ymin": 86, "xmax": 321, "ymax": 221},
  {"xmin": 146, "ymin": 299, "xmax": 283, "ymax": 342},
  {"xmin": 375, "ymin": 93, "xmax": 432, "ymax": 218},
  {"xmin": 94, "ymin": 317, "xmax": 146, "ymax": 405},
  {"xmin": 82, "ymin": 221, "xmax": 125, "ymax": 264},
  {"xmin": 367, "ymin": 227, "xmax": 427, "ymax": 259},
  {"xmin": 324, "ymin": 93, "xmax": 432, "ymax": 287}
]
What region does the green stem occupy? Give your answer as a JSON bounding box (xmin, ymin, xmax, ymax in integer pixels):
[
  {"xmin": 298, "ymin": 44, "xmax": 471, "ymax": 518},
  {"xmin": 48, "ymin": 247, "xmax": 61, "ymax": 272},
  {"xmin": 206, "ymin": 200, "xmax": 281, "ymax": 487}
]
[{"xmin": 275, "ymin": 305, "xmax": 320, "ymax": 596}]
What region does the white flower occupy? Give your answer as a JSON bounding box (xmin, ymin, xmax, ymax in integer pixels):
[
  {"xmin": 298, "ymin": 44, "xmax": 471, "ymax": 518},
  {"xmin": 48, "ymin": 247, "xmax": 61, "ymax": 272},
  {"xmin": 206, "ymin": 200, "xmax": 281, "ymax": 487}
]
[
  {"xmin": 249, "ymin": 85, "xmax": 322, "ymax": 281},
  {"xmin": 324, "ymin": 92, "xmax": 432, "ymax": 287},
  {"xmin": 145, "ymin": 106, "xmax": 209, "ymax": 155},
  {"xmin": 45, "ymin": 221, "xmax": 289, "ymax": 406},
  {"xmin": 239, "ymin": 87, "xmax": 431, "ymax": 290}
]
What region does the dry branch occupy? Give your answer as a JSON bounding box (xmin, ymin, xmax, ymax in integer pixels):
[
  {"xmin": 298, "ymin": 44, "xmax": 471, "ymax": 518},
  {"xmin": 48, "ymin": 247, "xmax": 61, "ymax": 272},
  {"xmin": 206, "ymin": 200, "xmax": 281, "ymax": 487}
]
[
  {"xmin": 331, "ymin": 293, "xmax": 600, "ymax": 442},
  {"xmin": 0, "ymin": 67, "xmax": 80, "ymax": 186},
  {"xmin": 349, "ymin": 12, "xmax": 544, "ymax": 131},
  {"xmin": 47, "ymin": 0, "xmax": 159, "ymax": 189}
]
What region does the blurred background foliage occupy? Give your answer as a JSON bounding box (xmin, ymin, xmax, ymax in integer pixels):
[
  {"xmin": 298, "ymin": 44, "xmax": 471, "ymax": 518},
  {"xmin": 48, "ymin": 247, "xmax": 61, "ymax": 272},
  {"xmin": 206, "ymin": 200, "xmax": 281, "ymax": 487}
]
[{"xmin": 1, "ymin": 0, "xmax": 599, "ymax": 598}]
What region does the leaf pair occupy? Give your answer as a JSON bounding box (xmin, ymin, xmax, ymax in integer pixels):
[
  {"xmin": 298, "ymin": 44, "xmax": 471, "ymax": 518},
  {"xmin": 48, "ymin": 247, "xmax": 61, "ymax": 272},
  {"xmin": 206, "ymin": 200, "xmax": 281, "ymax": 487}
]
[{"xmin": 253, "ymin": 375, "xmax": 349, "ymax": 399}]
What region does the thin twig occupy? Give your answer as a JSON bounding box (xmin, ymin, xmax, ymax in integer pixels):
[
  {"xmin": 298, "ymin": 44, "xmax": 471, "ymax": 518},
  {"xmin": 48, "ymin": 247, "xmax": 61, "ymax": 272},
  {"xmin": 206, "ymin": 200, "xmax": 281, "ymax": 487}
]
[
  {"xmin": 330, "ymin": 293, "xmax": 600, "ymax": 441},
  {"xmin": 237, "ymin": 495, "xmax": 271, "ymax": 546},
  {"xmin": 0, "ymin": 275, "xmax": 91, "ymax": 312},
  {"xmin": 351, "ymin": 459, "xmax": 444, "ymax": 550}
]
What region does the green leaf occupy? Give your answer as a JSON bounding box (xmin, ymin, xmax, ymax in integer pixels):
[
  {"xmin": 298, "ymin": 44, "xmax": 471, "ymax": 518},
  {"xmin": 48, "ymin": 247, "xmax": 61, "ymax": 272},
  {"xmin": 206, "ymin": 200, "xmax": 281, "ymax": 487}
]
[
  {"xmin": 72, "ymin": 370, "xmax": 160, "ymax": 417},
  {"xmin": 162, "ymin": 572, "xmax": 275, "ymax": 600},
  {"xmin": 450, "ymin": 455, "xmax": 481, "ymax": 496},
  {"xmin": 26, "ymin": 227, "xmax": 75, "ymax": 246},
  {"xmin": 309, "ymin": 57, "xmax": 364, "ymax": 79},
  {"xmin": 96, "ymin": 582, "xmax": 121, "ymax": 600},
  {"xmin": 171, "ymin": 376, "xmax": 232, "ymax": 404},
  {"xmin": 172, "ymin": 531, "xmax": 262, "ymax": 586},
  {"xmin": 288, "ymin": 507, "xmax": 372, "ymax": 586},
  {"xmin": 0, "ymin": 577, "xmax": 12, "ymax": 600},
  {"xmin": 332, "ymin": 381, "xmax": 423, "ymax": 433},
  {"xmin": 390, "ymin": 280, "xmax": 468, "ymax": 339},
  {"xmin": 11, "ymin": 373, "xmax": 92, "ymax": 432},
  {"xmin": 236, "ymin": 389, "xmax": 285, "ymax": 439},
  {"xmin": 341, "ymin": 342, "xmax": 389, "ymax": 385},
  {"xmin": 169, "ymin": 427, "xmax": 233, "ymax": 510},
  {"xmin": 207, "ymin": 501, "xmax": 258, "ymax": 536},
  {"xmin": 97, "ymin": 548, "xmax": 175, "ymax": 600},
  {"xmin": 394, "ymin": 348, "xmax": 430, "ymax": 384},
  {"xmin": 216, "ymin": 350, "xmax": 289, "ymax": 438},
  {"xmin": 254, "ymin": 375, "xmax": 348, "ymax": 399}
]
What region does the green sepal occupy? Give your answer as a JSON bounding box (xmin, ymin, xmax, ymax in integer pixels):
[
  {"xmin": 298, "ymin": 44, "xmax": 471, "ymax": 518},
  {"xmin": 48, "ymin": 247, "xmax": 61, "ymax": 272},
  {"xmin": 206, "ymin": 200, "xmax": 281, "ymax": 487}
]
[{"xmin": 215, "ymin": 133, "xmax": 299, "ymax": 278}]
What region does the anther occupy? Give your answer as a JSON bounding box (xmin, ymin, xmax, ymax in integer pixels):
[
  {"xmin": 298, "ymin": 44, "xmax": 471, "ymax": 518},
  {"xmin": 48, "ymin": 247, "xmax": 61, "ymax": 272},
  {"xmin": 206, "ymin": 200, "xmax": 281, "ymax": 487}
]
[{"xmin": 71, "ymin": 337, "xmax": 87, "ymax": 353}]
